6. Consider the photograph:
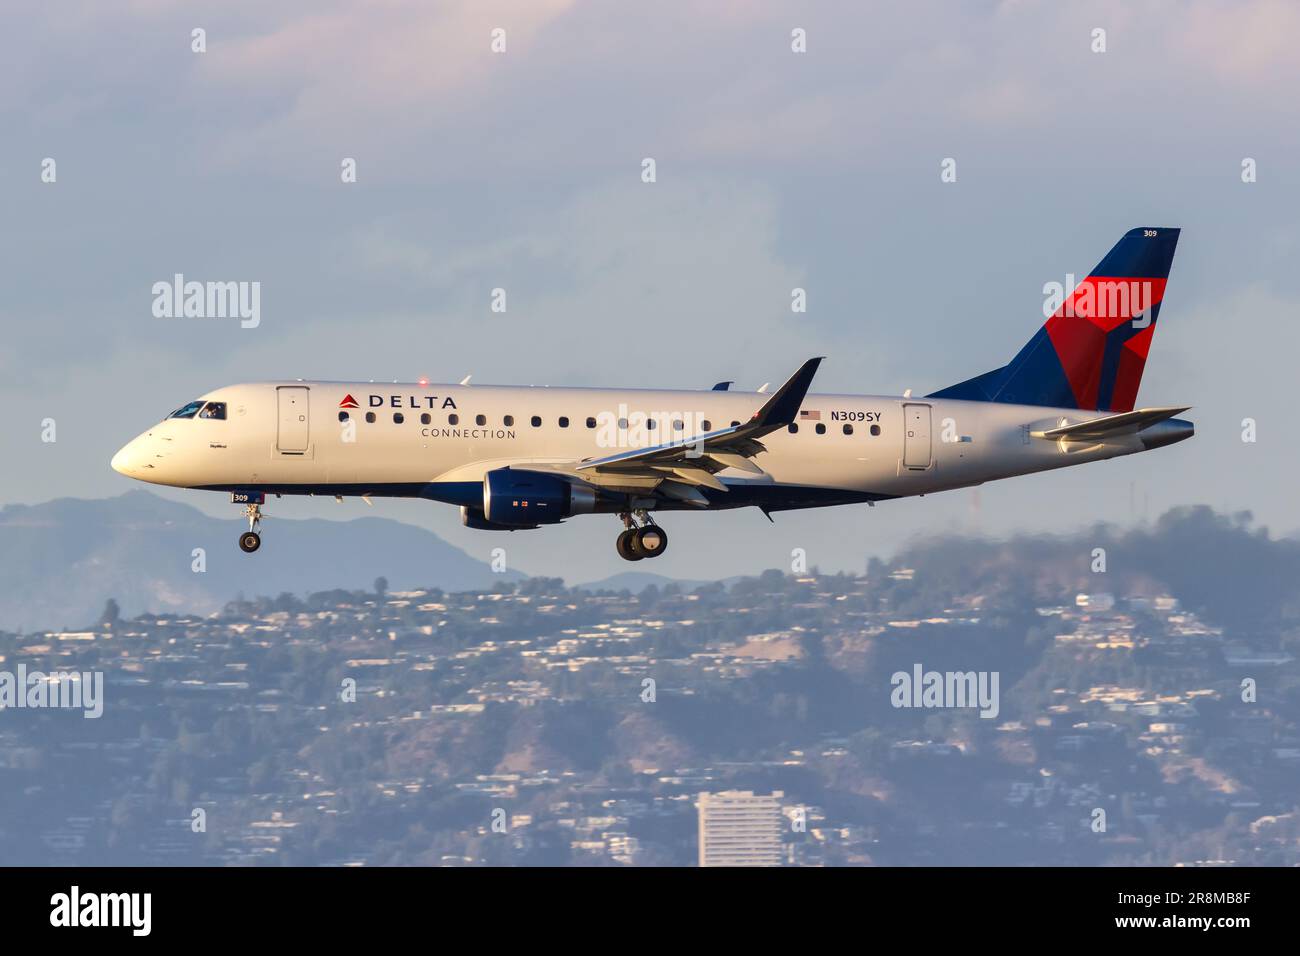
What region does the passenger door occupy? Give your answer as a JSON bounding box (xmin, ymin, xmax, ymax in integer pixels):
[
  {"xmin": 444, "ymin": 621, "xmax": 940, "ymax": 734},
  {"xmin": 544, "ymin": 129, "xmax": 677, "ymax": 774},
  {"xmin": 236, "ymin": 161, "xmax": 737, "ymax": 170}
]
[
  {"xmin": 276, "ymin": 386, "xmax": 310, "ymax": 454},
  {"xmin": 902, "ymin": 403, "xmax": 932, "ymax": 470}
]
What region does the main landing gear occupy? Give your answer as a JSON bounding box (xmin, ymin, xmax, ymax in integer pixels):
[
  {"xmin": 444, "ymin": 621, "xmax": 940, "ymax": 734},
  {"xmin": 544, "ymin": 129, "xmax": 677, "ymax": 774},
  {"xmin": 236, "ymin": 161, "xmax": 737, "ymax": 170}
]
[
  {"xmin": 615, "ymin": 511, "xmax": 668, "ymax": 561},
  {"xmin": 239, "ymin": 502, "xmax": 263, "ymax": 553}
]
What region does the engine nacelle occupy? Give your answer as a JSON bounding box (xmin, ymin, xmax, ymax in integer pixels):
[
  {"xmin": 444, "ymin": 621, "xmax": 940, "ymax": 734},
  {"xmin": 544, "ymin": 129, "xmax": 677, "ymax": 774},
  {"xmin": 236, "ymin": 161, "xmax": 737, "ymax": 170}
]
[
  {"xmin": 481, "ymin": 468, "xmax": 597, "ymax": 527},
  {"xmin": 461, "ymin": 506, "xmax": 535, "ymax": 531}
]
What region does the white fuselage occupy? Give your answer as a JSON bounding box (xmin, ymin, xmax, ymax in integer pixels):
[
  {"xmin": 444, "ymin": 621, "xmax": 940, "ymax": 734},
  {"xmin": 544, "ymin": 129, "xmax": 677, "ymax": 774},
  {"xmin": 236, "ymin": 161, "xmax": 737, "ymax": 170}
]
[{"xmin": 110, "ymin": 380, "xmax": 1185, "ymax": 513}]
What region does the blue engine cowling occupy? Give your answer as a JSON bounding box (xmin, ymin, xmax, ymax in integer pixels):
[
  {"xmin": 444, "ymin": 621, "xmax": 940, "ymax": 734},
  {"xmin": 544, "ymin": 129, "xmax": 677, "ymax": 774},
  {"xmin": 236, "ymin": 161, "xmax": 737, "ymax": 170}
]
[
  {"xmin": 461, "ymin": 506, "xmax": 536, "ymax": 531},
  {"xmin": 482, "ymin": 468, "xmax": 596, "ymax": 527}
]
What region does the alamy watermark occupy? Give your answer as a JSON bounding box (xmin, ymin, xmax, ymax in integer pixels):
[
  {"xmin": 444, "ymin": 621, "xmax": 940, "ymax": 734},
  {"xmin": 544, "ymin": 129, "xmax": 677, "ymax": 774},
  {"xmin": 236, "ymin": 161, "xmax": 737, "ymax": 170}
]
[
  {"xmin": 890, "ymin": 663, "xmax": 999, "ymax": 719},
  {"xmin": 50, "ymin": 886, "xmax": 150, "ymax": 936},
  {"xmin": 0, "ymin": 665, "xmax": 104, "ymax": 719},
  {"xmin": 594, "ymin": 406, "xmax": 713, "ymax": 453},
  {"xmin": 1042, "ymin": 274, "xmax": 1155, "ymax": 326},
  {"xmin": 152, "ymin": 274, "xmax": 260, "ymax": 328}
]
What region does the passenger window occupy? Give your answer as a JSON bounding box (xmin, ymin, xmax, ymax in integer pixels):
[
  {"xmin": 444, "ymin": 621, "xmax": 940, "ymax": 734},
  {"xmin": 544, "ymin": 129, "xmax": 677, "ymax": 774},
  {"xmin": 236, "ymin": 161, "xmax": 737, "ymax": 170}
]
[
  {"xmin": 448, "ymin": 414, "xmax": 459, "ymax": 425},
  {"xmin": 870, "ymin": 424, "xmax": 881, "ymax": 436},
  {"xmin": 504, "ymin": 415, "xmax": 514, "ymax": 427},
  {"xmin": 788, "ymin": 423, "xmax": 798, "ymax": 434},
  {"xmin": 702, "ymin": 420, "xmax": 712, "ymax": 431},
  {"xmin": 815, "ymin": 423, "xmax": 826, "ymax": 435},
  {"xmin": 559, "ymin": 416, "xmax": 569, "ymax": 428},
  {"xmin": 199, "ymin": 402, "xmax": 227, "ymax": 420},
  {"xmin": 730, "ymin": 420, "xmax": 740, "ymax": 427},
  {"xmin": 421, "ymin": 413, "xmax": 431, "ymax": 425},
  {"xmin": 338, "ymin": 411, "xmax": 350, "ymax": 423},
  {"xmin": 366, "ymin": 412, "xmax": 376, "ymax": 424},
  {"xmin": 646, "ymin": 419, "xmax": 657, "ymax": 431},
  {"xmin": 618, "ymin": 418, "xmax": 629, "ymax": 429},
  {"xmin": 394, "ymin": 412, "xmax": 404, "ymax": 424},
  {"xmin": 168, "ymin": 400, "xmax": 205, "ymax": 420},
  {"xmin": 476, "ymin": 414, "xmax": 486, "ymax": 426},
  {"xmin": 672, "ymin": 420, "xmax": 684, "ymax": 431},
  {"xmin": 531, "ymin": 416, "xmax": 542, "ymax": 427},
  {"xmin": 586, "ymin": 417, "xmax": 597, "ymax": 429},
  {"xmin": 843, "ymin": 423, "xmax": 853, "ymax": 435}
]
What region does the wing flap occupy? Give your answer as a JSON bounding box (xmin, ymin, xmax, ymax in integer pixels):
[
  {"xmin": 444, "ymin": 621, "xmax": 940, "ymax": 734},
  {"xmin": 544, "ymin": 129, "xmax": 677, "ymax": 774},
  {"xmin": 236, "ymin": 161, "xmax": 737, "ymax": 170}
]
[
  {"xmin": 657, "ymin": 480, "xmax": 712, "ymax": 506},
  {"xmin": 706, "ymin": 452, "xmax": 765, "ymax": 475},
  {"xmin": 655, "ymin": 466, "xmax": 728, "ymax": 491}
]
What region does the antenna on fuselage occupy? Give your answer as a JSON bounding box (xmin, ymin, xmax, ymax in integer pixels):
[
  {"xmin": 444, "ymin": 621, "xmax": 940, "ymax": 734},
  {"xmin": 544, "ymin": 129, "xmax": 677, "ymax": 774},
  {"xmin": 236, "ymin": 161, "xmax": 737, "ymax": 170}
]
[{"xmin": 460, "ymin": 375, "xmax": 472, "ymax": 386}]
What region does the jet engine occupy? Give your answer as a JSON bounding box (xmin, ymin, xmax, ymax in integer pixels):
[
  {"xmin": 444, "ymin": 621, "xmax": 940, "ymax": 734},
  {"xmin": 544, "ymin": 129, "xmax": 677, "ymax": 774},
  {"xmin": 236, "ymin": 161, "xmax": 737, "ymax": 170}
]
[{"xmin": 479, "ymin": 468, "xmax": 597, "ymax": 527}]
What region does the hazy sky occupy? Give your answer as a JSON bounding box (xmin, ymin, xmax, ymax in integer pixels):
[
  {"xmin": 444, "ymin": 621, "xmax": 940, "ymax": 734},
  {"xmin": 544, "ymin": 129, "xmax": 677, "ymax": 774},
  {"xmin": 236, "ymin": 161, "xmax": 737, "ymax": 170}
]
[{"xmin": 3, "ymin": 0, "xmax": 1298, "ymax": 584}]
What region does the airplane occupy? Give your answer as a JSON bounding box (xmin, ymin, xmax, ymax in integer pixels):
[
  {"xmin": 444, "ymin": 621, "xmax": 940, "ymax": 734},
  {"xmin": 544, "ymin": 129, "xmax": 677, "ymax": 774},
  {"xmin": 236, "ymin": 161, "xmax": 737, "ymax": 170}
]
[{"xmin": 111, "ymin": 227, "xmax": 1191, "ymax": 562}]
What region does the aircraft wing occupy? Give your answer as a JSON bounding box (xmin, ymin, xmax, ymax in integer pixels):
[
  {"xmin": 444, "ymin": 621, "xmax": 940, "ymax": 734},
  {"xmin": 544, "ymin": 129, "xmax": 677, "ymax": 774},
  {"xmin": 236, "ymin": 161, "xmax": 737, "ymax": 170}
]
[
  {"xmin": 573, "ymin": 357, "xmax": 824, "ymax": 500},
  {"xmin": 433, "ymin": 359, "xmax": 823, "ymax": 506},
  {"xmin": 1030, "ymin": 406, "xmax": 1191, "ymax": 442}
]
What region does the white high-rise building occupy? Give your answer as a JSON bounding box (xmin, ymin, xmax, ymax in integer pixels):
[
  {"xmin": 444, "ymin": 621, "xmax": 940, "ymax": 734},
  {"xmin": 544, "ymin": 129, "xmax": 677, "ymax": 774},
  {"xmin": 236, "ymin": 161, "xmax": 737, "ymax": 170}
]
[{"xmin": 697, "ymin": 790, "xmax": 784, "ymax": 867}]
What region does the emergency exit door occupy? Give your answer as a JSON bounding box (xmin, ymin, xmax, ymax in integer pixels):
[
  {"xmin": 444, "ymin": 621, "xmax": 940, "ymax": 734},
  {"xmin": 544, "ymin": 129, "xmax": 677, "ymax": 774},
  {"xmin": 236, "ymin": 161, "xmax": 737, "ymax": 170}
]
[
  {"xmin": 902, "ymin": 403, "xmax": 932, "ymax": 470},
  {"xmin": 277, "ymin": 386, "xmax": 310, "ymax": 453}
]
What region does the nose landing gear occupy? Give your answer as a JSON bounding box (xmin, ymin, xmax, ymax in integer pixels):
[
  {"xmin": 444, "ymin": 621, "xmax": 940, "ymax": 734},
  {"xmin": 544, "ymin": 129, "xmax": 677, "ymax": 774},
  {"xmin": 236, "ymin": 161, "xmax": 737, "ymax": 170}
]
[
  {"xmin": 615, "ymin": 511, "xmax": 668, "ymax": 561},
  {"xmin": 239, "ymin": 502, "xmax": 263, "ymax": 553}
]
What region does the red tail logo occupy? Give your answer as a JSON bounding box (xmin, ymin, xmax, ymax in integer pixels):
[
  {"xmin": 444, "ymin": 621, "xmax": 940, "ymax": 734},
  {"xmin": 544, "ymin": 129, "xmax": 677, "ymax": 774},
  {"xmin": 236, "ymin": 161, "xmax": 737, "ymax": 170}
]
[{"xmin": 339, "ymin": 394, "xmax": 359, "ymax": 409}]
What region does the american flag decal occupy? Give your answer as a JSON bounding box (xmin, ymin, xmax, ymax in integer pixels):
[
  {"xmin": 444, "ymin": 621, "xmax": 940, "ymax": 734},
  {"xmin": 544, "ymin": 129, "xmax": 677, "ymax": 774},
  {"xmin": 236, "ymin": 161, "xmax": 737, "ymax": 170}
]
[{"xmin": 799, "ymin": 409, "xmax": 821, "ymax": 421}]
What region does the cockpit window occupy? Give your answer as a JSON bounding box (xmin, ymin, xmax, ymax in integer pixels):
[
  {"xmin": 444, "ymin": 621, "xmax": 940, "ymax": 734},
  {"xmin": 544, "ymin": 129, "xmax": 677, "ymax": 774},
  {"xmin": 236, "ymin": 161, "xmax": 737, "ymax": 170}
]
[
  {"xmin": 168, "ymin": 400, "xmax": 206, "ymax": 419},
  {"xmin": 199, "ymin": 402, "xmax": 227, "ymax": 420}
]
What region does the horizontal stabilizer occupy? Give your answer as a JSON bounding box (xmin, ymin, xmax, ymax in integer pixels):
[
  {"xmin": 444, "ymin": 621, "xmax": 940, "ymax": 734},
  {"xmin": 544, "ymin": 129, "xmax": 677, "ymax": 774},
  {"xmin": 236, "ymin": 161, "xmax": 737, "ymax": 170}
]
[{"xmin": 1030, "ymin": 406, "xmax": 1190, "ymax": 441}]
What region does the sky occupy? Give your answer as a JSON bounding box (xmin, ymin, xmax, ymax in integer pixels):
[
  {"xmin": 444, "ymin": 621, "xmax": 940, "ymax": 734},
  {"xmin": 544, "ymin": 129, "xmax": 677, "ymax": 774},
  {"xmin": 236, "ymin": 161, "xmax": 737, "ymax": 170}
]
[{"xmin": 2, "ymin": 0, "xmax": 1298, "ymax": 584}]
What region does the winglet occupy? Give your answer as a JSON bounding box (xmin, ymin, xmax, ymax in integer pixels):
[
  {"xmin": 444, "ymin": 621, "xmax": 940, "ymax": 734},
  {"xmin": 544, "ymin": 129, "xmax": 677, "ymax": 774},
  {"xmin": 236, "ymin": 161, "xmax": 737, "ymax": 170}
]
[{"xmin": 750, "ymin": 357, "xmax": 824, "ymax": 428}]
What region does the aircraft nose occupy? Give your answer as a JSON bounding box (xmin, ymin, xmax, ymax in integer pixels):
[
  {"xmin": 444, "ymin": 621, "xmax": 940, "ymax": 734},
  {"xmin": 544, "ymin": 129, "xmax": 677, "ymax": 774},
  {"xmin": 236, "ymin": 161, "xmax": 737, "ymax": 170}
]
[
  {"xmin": 111, "ymin": 442, "xmax": 134, "ymax": 475},
  {"xmin": 112, "ymin": 436, "xmax": 154, "ymax": 476},
  {"xmin": 112, "ymin": 432, "xmax": 166, "ymax": 481}
]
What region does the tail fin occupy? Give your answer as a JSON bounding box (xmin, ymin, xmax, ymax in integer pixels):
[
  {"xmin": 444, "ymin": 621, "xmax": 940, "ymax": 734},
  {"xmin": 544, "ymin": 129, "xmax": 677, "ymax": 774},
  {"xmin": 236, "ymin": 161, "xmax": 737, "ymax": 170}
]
[{"xmin": 930, "ymin": 227, "xmax": 1180, "ymax": 412}]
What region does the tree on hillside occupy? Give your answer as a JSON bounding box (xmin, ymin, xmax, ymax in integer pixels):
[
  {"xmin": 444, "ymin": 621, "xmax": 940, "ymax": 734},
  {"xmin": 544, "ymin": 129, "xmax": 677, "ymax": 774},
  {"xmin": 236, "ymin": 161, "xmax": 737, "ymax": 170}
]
[{"xmin": 99, "ymin": 598, "xmax": 121, "ymax": 627}]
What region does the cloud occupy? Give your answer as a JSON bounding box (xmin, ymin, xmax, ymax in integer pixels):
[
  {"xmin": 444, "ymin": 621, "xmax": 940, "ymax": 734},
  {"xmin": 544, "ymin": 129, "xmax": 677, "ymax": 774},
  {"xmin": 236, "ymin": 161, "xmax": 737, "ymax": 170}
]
[
  {"xmin": 192, "ymin": 1, "xmax": 575, "ymax": 166},
  {"xmin": 304, "ymin": 176, "xmax": 811, "ymax": 387},
  {"xmin": 9, "ymin": 0, "xmax": 1299, "ymax": 179},
  {"xmin": 1174, "ymin": 0, "xmax": 1300, "ymax": 86}
]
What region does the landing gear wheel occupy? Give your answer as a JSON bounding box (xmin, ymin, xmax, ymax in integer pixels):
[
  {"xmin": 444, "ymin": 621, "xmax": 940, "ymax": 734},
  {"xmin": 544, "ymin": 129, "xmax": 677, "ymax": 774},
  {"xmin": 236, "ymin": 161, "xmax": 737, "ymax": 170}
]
[
  {"xmin": 239, "ymin": 501, "xmax": 265, "ymax": 554},
  {"xmin": 632, "ymin": 525, "xmax": 668, "ymax": 559},
  {"xmin": 616, "ymin": 529, "xmax": 643, "ymax": 561}
]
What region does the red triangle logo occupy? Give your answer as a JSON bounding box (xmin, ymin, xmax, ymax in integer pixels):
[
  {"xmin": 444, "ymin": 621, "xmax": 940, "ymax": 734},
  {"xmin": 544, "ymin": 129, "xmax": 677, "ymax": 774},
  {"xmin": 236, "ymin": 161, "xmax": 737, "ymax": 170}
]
[{"xmin": 339, "ymin": 393, "xmax": 359, "ymax": 408}]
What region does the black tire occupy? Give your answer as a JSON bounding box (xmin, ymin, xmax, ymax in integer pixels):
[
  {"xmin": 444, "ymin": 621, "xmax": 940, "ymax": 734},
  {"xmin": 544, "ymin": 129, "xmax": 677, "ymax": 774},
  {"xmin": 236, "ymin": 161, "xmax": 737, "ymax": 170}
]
[
  {"xmin": 633, "ymin": 525, "xmax": 668, "ymax": 558},
  {"xmin": 616, "ymin": 529, "xmax": 642, "ymax": 561},
  {"xmin": 239, "ymin": 531, "xmax": 261, "ymax": 553}
]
